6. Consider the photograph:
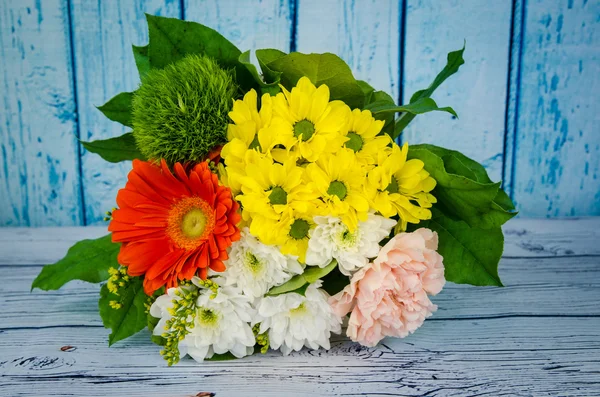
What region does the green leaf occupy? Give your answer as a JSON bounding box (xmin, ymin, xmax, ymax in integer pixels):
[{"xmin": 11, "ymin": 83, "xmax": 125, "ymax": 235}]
[
  {"xmin": 410, "ymin": 45, "xmax": 466, "ymax": 103},
  {"xmin": 408, "ymin": 144, "xmax": 516, "ymax": 229},
  {"xmin": 260, "ymin": 52, "xmax": 365, "ymax": 109},
  {"xmin": 99, "ymin": 277, "xmax": 149, "ymax": 346},
  {"xmin": 81, "ymin": 132, "xmax": 146, "ymax": 163},
  {"xmin": 395, "ymin": 44, "xmax": 466, "ymax": 137},
  {"xmin": 365, "ymin": 97, "xmax": 458, "ymax": 118},
  {"xmin": 255, "ymin": 48, "xmax": 286, "ymax": 84},
  {"xmin": 357, "ymin": 80, "xmax": 375, "ymax": 104},
  {"xmin": 239, "ymin": 50, "xmax": 281, "ymax": 95},
  {"xmin": 493, "ymin": 189, "xmax": 516, "ymax": 211},
  {"xmin": 132, "ymin": 44, "xmax": 150, "ymax": 78},
  {"xmin": 205, "ymin": 352, "xmax": 239, "ymax": 361},
  {"xmin": 31, "ymin": 234, "xmax": 119, "ymax": 291},
  {"xmin": 147, "ymin": 287, "xmax": 166, "ymax": 346},
  {"xmin": 419, "ymin": 209, "xmax": 503, "ymax": 287},
  {"xmin": 267, "ymin": 260, "xmax": 338, "ymax": 296},
  {"xmin": 366, "ymin": 90, "xmax": 396, "ymax": 136},
  {"xmin": 370, "ymin": 90, "xmax": 395, "ymax": 106},
  {"xmin": 320, "ymin": 267, "xmax": 351, "ymax": 296},
  {"xmin": 147, "ymin": 311, "xmax": 166, "ymax": 346},
  {"xmin": 423, "ymin": 146, "xmax": 517, "ymax": 213},
  {"xmin": 145, "ymin": 14, "xmax": 256, "ymax": 91},
  {"xmin": 97, "ymin": 91, "xmax": 134, "ymax": 127}
]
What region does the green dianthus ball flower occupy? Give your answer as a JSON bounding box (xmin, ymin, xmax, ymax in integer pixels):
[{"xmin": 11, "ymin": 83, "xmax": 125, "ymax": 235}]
[{"xmin": 132, "ymin": 54, "xmax": 237, "ymax": 164}]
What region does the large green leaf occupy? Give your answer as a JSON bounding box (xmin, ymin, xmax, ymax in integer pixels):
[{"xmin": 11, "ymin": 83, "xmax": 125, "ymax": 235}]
[
  {"xmin": 357, "ymin": 80, "xmax": 375, "ymax": 104},
  {"xmin": 410, "ymin": 45, "xmax": 466, "ymax": 103},
  {"xmin": 320, "ymin": 267, "xmax": 351, "ymax": 296},
  {"xmin": 366, "ymin": 89, "xmax": 396, "ymax": 136},
  {"xmin": 99, "ymin": 277, "xmax": 149, "ymax": 346},
  {"xmin": 408, "ymin": 144, "xmax": 516, "ymax": 229},
  {"xmin": 147, "ymin": 311, "xmax": 166, "ymax": 346},
  {"xmin": 239, "ymin": 50, "xmax": 281, "ymax": 96},
  {"xmin": 419, "ymin": 209, "xmax": 503, "ymax": 287},
  {"xmin": 145, "ymin": 14, "xmax": 256, "ymax": 91},
  {"xmin": 132, "ymin": 44, "xmax": 150, "ymax": 78},
  {"xmin": 97, "ymin": 91, "xmax": 134, "ymax": 127},
  {"xmin": 255, "ymin": 48, "xmax": 285, "ymax": 84},
  {"xmin": 31, "ymin": 234, "xmax": 119, "ymax": 291},
  {"xmin": 260, "ymin": 52, "xmax": 365, "ymax": 109},
  {"xmin": 81, "ymin": 132, "xmax": 146, "ymax": 163},
  {"xmin": 267, "ymin": 260, "xmax": 338, "ymax": 296},
  {"xmin": 430, "ymin": 145, "xmax": 516, "ymax": 213},
  {"xmin": 423, "ymin": 146, "xmax": 516, "ymax": 213},
  {"xmin": 365, "ymin": 97, "xmax": 457, "ymax": 118},
  {"xmin": 205, "ymin": 352, "xmax": 239, "ymax": 361},
  {"xmin": 394, "ymin": 45, "xmax": 465, "ymax": 137}
]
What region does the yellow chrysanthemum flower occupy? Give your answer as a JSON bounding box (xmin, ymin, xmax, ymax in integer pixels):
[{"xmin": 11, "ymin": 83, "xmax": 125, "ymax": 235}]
[
  {"xmin": 367, "ymin": 142, "xmax": 437, "ymax": 230},
  {"xmin": 221, "ymin": 89, "xmax": 295, "ymax": 169},
  {"xmin": 217, "ymin": 162, "xmax": 242, "ymax": 197},
  {"xmin": 272, "ymin": 77, "xmax": 350, "ymax": 162},
  {"xmin": 306, "ymin": 149, "xmax": 371, "ymax": 231},
  {"xmin": 235, "ymin": 151, "xmax": 320, "ymax": 224},
  {"xmin": 341, "ymin": 109, "xmax": 392, "ymax": 165},
  {"xmin": 256, "ymin": 213, "xmax": 314, "ymax": 263}
]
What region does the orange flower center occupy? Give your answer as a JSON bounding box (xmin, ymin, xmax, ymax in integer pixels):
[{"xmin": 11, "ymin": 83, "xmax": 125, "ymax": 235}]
[{"xmin": 167, "ymin": 197, "xmax": 215, "ymax": 250}]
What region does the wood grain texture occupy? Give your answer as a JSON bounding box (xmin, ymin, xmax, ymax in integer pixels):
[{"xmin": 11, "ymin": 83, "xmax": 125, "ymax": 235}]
[
  {"xmin": 5, "ymin": 255, "xmax": 600, "ymax": 330},
  {"xmin": 0, "ymin": 219, "xmax": 599, "ymax": 395},
  {"xmin": 184, "ymin": 0, "xmax": 293, "ymax": 53},
  {"xmin": 0, "ymin": 0, "xmax": 82, "ymax": 226},
  {"xmin": 1, "ymin": 318, "xmax": 599, "ymax": 397},
  {"xmin": 2, "ymin": 217, "xmax": 598, "ymax": 265},
  {"xmin": 401, "ymin": 0, "xmax": 513, "ymax": 182},
  {"xmin": 71, "ymin": 0, "xmax": 181, "ymax": 225},
  {"xmin": 512, "ymin": 0, "xmax": 600, "ymax": 217},
  {"xmin": 295, "ymin": 0, "xmax": 400, "ymax": 101}
]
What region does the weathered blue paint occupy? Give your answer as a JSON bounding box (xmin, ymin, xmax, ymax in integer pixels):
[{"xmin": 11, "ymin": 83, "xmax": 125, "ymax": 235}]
[
  {"xmin": 512, "ymin": 0, "xmax": 600, "ymax": 216},
  {"xmin": 296, "ymin": 0, "xmax": 401, "ymax": 102},
  {"xmin": 401, "ymin": 0, "xmax": 513, "ymax": 182},
  {"xmin": 184, "ymin": 0, "xmax": 293, "ymax": 53},
  {"xmin": 0, "ymin": 0, "xmax": 598, "ymax": 225},
  {"xmin": 0, "ymin": 0, "xmax": 82, "ymax": 226},
  {"xmin": 72, "ymin": 0, "xmax": 182, "ymax": 225}
]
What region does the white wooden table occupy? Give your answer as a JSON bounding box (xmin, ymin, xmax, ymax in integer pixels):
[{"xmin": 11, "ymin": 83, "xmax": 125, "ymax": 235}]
[{"xmin": 1, "ymin": 218, "xmax": 599, "ymax": 397}]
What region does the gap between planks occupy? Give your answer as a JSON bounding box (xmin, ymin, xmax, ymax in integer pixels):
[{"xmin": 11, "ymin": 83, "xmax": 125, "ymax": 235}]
[{"xmin": 0, "ymin": 218, "xmax": 599, "ymax": 266}]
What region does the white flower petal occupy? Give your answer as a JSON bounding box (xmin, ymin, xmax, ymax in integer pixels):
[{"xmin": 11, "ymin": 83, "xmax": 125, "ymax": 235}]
[
  {"xmin": 220, "ymin": 228, "xmax": 303, "ymax": 299},
  {"xmin": 306, "ymin": 212, "xmax": 396, "ymax": 276},
  {"xmin": 253, "ymin": 282, "xmax": 343, "ymax": 356}
]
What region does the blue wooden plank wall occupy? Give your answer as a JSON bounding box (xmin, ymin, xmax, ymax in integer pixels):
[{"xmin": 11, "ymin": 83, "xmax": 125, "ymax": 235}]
[{"xmin": 1, "ymin": 0, "xmax": 598, "ymax": 226}]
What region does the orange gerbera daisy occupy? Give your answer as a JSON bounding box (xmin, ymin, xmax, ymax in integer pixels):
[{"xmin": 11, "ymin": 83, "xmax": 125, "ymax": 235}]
[{"xmin": 109, "ymin": 159, "xmax": 241, "ymax": 294}]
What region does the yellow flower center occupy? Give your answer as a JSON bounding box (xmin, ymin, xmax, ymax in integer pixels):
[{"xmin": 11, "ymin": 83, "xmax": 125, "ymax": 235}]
[
  {"xmin": 327, "ymin": 180, "xmax": 347, "ymax": 200},
  {"xmin": 289, "ymin": 302, "xmax": 307, "ymax": 316},
  {"xmin": 167, "ymin": 197, "xmax": 215, "ymax": 250},
  {"xmin": 344, "ymin": 132, "xmax": 363, "ymax": 152},
  {"xmin": 244, "ymin": 252, "xmax": 264, "ymax": 275},
  {"xmin": 198, "ymin": 307, "xmax": 219, "ymax": 327},
  {"xmin": 293, "ymin": 120, "xmax": 315, "ymax": 141}
]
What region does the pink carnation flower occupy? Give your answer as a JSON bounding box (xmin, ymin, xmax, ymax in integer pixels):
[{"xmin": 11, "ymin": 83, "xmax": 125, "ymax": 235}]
[{"xmin": 329, "ymin": 228, "xmax": 445, "ymax": 347}]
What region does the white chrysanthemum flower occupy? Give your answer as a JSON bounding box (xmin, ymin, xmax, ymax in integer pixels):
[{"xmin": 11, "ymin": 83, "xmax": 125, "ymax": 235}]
[
  {"xmin": 221, "ymin": 228, "xmax": 303, "ymax": 299},
  {"xmin": 253, "ymin": 281, "xmax": 342, "ymax": 355},
  {"xmin": 150, "ymin": 278, "xmax": 256, "ymax": 362},
  {"xmin": 305, "ymin": 212, "xmax": 397, "ymax": 275}
]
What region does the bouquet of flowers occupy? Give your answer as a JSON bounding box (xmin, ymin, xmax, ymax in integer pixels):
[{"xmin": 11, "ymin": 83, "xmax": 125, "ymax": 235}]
[{"xmin": 32, "ymin": 15, "xmax": 516, "ymax": 365}]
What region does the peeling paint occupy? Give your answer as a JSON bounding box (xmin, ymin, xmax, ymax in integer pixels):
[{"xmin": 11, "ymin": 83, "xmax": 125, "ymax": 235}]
[{"xmin": 1, "ymin": 0, "xmax": 598, "ymax": 225}]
